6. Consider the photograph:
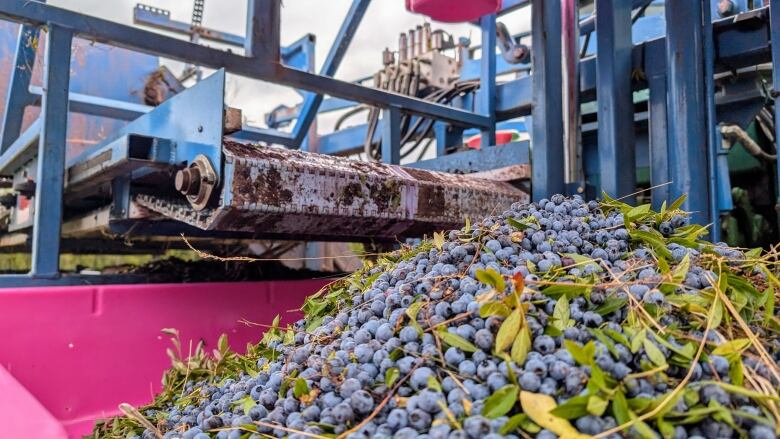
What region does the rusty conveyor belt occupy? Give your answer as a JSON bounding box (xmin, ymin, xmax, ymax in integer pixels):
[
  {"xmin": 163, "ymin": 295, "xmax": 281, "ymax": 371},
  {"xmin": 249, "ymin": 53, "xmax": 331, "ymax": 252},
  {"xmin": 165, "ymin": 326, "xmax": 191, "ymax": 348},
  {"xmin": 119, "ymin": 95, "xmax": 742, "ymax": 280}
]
[{"xmin": 135, "ymin": 141, "xmax": 528, "ymax": 240}]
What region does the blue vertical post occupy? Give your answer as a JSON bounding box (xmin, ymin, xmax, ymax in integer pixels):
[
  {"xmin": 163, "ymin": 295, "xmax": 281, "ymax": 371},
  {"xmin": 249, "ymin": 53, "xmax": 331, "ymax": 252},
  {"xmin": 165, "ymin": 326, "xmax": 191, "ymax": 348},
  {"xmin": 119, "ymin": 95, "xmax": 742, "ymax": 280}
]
[
  {"xmin": 0, "ymin": 25, "xmax": 38, "ymax": 154},
  {"xmin": 596, "ymin": 0, "xmax": 635, "ymax": 200},
  {"xmin": 664, "ymin": 1, "xmax": 710, "ymax": 226},
  {"xmin": 479, "ymin": 14, "xmax": 497, "ymax": 148},
  {"xmin": 702, "ymin": 1, "xmax": 730, "ymax": 242},
  {"xmin": 531, "ymin": 0, "xmax": 564, "ymax": 200},
  {"xmin": 771, "ymin": 0, "xmax": 780, "ymax": 224},
  {"xmin": 434, "ymin": 122, "xmax": 463, "ymax": 157},
  {"xmin": 295, "ymin": 0, "xmax": 371, "ymax": 149},
  {"xmin": 30, "ymin": 24, "xmax": 73, "ymax": 278},
  {"xmin": 647, "ymin": 71, "xmax": 670, "ymax": 210},
  {"xmin": 382, "ymin": 107, "xmax": 401, "ymax": 164},
  {"xmin": 245, "ymin": 0, "xmax": 280, "ymax": 61}
]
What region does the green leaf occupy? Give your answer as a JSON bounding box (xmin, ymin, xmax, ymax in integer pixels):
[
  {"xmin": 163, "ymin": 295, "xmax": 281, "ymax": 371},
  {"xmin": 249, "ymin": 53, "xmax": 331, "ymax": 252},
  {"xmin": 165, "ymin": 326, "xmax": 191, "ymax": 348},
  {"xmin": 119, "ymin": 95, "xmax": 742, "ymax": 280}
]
[
  {"xmin": 564, "ymin": 340, "xmax": 594, "ymax": 366},
  {"xmin": 236, "ymin": 395, "xmax": 256, "ymax": 416},
  {"xmin": 427, "ymin": 376, "xmax": 442, "ymax": 392},
  {"xmin": 630, "ymin": 229, "xmax": 672, "ymax": 259},
  {"xmin": 549, "ymin": 394, "xmax": 590, "ymax": 419},
  {"xmin": 711, "ymin": 338, "xmax": 750, "ymax": 357},
  {"xmin": 476, "ymin": 268, "xmax": 506, "ymax": 292},
  {"xmin": 590, "ymin": 328, "xmax": 619, "ymax": 358},
  {"xmin": 643, "ymin": 338, "xmax": 667, "ymax": 367},
  {"xmin": 586, "ymin": 394, "xmax": 609, "ymax": 416},
  {"xmin": 511, "ymin": 325, "xmax": 532, "ymax": 364},
  {"xmin": 482, "ymin": 385, "xmax": 519, "ymax": 419},
  {"xmin": 631, "ymin": 329, "xmax": 648, "ymax": 353},
  {"xmin": 561, "ymin": 253, "xmax": 598, "ymax": 266},
  {"xmin": 595, "ymin": 296, "xmax": 628, "ymax": 316},
  {"xmin": 669, "ymin": 194, "xmax": 687, "ymax": 211},
  {"xmin": 500, "ymin": 413, "xmax": 541, "ymax": 434},
  {"xmin": 406, "ymin": 301, "xmax": 425, "ymax": 335},
  {"xmin": 626, "ymin": 203, "xmax": 652, "ymax": 222},
  {"xmin": 542, "ymin": 283, "xmax": 591, "ymax": 300},
  {"xmin": 611, "ymin": 391, "xmax": 630, "ymax": 424},
  {"xmin": 293, "ymin": 378, "xmax": 309, "ymax": 399},
  {"xmin": 729, "ymin": 358, "xmax": 744, "ymax": 387},
  {"xmin": 438, "ymin": 328, "xmax": 479, "ymax": 353},
  {"xmin": 480, "ymin": 301, "xmax": 511, "ymax": 318},
  {"xmin": 507, "ymin": 217, "xmax": 533, "ymax": 231},
  {"xmin": 385, "ymin": 367, "xmax": 400, "ymax": 387},
  {"xmin": 552, "ymin": 297, "xmax": 571, "ymax": 331},
  {"xmin": 496, "ymin": 309, "xmax": 522, "ymax": 352}
]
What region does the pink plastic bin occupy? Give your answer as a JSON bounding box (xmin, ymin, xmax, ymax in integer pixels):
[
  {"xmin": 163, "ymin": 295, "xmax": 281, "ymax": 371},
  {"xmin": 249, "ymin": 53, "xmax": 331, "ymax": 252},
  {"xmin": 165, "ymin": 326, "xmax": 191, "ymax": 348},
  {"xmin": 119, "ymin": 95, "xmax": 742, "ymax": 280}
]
[
  {"xmin": 405, "ymin": 0, "xmax": 501, "ymax": 22},
  {"xmin": 0, "ymin": 280, "xmax": 330, "ymax": 438}
]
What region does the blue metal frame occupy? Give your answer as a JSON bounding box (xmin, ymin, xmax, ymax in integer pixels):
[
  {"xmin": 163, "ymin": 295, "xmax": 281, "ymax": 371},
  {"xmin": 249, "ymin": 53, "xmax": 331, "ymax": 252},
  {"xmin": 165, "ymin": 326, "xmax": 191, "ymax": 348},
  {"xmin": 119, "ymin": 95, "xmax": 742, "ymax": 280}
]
[
  {"xmin": 531, "ymin": 0, "xmax": 564, "ymax": 200},
  {"xmin": 0, "ymin": 0, "xmax": 775, "ymax": 285},
  {"xmin": 0, "ymin": 25, "xmax": 37, "ymax": 154},
  {"xmin": 30, "ymin": 24, "xmax": 72, "ymax": 277},
  {"xmin": 596, "ymin": 0, "xmax": 635, "ymax": 199},
  {"xmin": 772, "ymin": 0, "xmax": 780, "ymax": 225},
  {"xmin": 664, "ymin": 1, "xmax": 711, "ymax": 227}
]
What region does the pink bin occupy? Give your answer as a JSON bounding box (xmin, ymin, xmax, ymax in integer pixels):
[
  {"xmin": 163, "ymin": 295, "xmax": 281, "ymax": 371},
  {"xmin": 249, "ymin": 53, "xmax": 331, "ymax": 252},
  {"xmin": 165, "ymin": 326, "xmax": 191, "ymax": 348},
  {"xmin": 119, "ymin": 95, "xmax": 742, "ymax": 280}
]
[
  {"xmin": 0, "ymin": 280, "xmax": 330, "ymax": 438},
  {"xmin": 405, "ymin": 0, "xmax": 501, "ymax": 22}
]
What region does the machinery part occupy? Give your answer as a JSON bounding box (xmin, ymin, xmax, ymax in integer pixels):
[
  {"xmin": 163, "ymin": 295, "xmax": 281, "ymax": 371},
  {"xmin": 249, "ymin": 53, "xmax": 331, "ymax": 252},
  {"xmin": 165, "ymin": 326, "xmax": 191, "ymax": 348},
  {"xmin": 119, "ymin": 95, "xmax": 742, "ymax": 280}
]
[
  {"xmin": 138, "ymin": 140, "xmax": 526, "ymax": 240},
  {"xmin": 496, "ymin": 21, "xmax": 529, "ymax": 64},
  {"xmin": 721, "ymin": 123, "xmax": 777, "ymax": 161},
  {"xmin": 174, "ymin": 154, "xmax": 218, "ymax": 210}
]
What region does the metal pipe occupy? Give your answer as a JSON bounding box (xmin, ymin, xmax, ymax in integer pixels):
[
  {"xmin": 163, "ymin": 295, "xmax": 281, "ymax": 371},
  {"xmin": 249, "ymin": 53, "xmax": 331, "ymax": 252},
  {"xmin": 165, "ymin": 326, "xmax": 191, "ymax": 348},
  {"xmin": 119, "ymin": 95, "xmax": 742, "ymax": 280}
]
[
  {"xmin": 399, "ymin": 33, "xmax": 408, "ymax": 62},
  {"xmin": 416, "ymin": 25, "xmax": 424, "ymax": 55},
  {"xmin": 561, "ymin": 0, "xmax": 581, "ymax": 186},
  {"xmin": 408, "ymin": 29, "xmax": 416, "ymax": 59},
  {"xmin": 423, "ymin": 23, "xmax": 432, "ymax": 52}
]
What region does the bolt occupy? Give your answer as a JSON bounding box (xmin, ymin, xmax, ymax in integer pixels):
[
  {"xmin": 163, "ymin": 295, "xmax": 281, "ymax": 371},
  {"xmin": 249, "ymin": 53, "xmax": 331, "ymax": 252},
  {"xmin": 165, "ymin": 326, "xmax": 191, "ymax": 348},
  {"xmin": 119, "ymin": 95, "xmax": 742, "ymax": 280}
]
[{"xmin": 174, "ymin": 167, "xmax": 202, "ymax": 196}]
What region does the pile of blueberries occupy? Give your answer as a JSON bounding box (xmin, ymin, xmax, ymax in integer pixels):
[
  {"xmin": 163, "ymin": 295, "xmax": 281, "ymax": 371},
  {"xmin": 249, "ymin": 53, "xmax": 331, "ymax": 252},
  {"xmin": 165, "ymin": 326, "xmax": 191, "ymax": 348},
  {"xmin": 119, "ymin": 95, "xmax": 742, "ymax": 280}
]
[{"xmin": 130, "ymin": 195, "xmax": 778, "ymax": 439}]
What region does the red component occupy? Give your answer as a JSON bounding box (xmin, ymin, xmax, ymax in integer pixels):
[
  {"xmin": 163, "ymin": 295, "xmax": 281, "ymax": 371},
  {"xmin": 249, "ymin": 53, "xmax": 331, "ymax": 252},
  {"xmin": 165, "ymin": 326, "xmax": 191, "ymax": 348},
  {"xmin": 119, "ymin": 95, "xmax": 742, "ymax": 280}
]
[
  {"xmin": 405, "ymin": 0, "xmax": 501, "ymax": 22},
  {"xmin": 0, "ymin": 280, "xmax": 328, "ymax": 437},
  {"xmin": 466, "ymin": 130, "xmax": 515, "ymax": 149}
]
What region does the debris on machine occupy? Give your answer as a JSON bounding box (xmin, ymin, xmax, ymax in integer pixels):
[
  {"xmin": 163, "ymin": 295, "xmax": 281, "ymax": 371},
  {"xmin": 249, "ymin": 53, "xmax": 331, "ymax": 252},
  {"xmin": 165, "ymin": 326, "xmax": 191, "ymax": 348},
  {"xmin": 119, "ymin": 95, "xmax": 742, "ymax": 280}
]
[{"xmin": 92, "ymin": 195, "xmax": 780, "ymax": 439}]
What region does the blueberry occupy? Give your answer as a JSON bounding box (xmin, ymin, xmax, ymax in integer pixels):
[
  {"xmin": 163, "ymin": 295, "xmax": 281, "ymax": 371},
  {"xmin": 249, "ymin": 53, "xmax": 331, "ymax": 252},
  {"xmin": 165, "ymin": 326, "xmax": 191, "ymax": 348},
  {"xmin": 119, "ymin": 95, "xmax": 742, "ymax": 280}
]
[
  {"xmin": 474, "ymin": 329, "xmax": 494, "ymax": 351},
  {"xmin": 408, "ymin": 408, "xmax": 432, "ymax": 431},
  {"xmin": 463, "ymin": 416, "xmax": 492, "ymax": 438},
  {"xmin": 533, "ymin": 335, "xmax": 556, "ymax": 354},
  {"xmin": 519, "ymin": 372, "xmax": 541, "ymax": 391}
]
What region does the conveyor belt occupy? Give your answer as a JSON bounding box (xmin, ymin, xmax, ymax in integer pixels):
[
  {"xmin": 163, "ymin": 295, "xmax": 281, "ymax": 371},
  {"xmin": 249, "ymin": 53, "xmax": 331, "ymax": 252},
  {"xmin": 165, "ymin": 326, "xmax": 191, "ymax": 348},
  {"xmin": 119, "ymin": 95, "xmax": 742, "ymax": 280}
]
[{"xmin": 135, "ymin": 141, "xmax": 528, "ymax": 240}]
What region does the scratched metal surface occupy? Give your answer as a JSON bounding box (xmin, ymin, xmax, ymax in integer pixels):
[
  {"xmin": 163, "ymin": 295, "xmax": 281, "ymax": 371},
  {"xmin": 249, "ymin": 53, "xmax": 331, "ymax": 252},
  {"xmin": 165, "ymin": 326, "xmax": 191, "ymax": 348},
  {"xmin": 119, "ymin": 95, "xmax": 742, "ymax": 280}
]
[{"xmin": 136, "ymin": 141, "xmax": 528, "ymax": 240}]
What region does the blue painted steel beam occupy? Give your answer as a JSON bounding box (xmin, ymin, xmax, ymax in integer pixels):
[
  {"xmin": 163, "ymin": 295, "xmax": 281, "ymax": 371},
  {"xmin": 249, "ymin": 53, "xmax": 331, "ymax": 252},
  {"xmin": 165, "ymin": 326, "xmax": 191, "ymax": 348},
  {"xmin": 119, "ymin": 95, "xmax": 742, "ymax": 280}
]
[
  {"xmin": 771, "ymin": 0, "xmax": 780, "ymax": 221},
  {"xmin": 0, "ymin": 118, "xmax": 41, "ymax": 175},
  {"xmin": 28, "ymin": 86, "xmax": 152, "ymax": 121},
  {"xmin": 245, "ymin": 0, "xmax": 280, "ymax": 61},
  {"xmin": 381, "ymin": 107, "xmax": 401, "ymax": 164},
  {"xmin": 0, "ymin": 25, "xmax": 37, "ymax": 154},
  {"xmin": 293, "ymin": 0, "xmax": 370, "ymax": 150},
  {"xmin": 665, "ymin": 1, "xmax": 710, "ymax": 226},
  {"xmin": 411, "ymin": 141, "xmax": 530, "ymax": 173},
  {"xmin": 596, "ymin": 0, "xmax": 635, "ymax": 199},
  {"xmin": 531, "ymin": 0, "xmax": 564, "ymax": 200},
  {"xmin": 0, "ymin": 1, "xmax": 491, "ymax": 129},
  {"xmin": 479, "ymin": 14, "xmax": 497, "ymax": 148},
  {"xmin": 702, "ymin": 2, "xmax": 729, "ymax": 242},
  {"xmin": 30, "ymin": 24, "xmax": 73, "ymax": 278},
  {"xmin": 646, "ymin": 51, "xmax": 669, "ymax": 211}
]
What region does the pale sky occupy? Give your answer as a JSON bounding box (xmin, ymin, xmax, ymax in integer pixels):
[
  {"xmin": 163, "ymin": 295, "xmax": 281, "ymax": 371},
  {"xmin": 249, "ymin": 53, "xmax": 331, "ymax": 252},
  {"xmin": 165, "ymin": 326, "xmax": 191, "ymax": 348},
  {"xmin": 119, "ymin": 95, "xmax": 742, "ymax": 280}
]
[{"xmin": 48, "ymin": 0, "xmax": 518, "ymax": 129}]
